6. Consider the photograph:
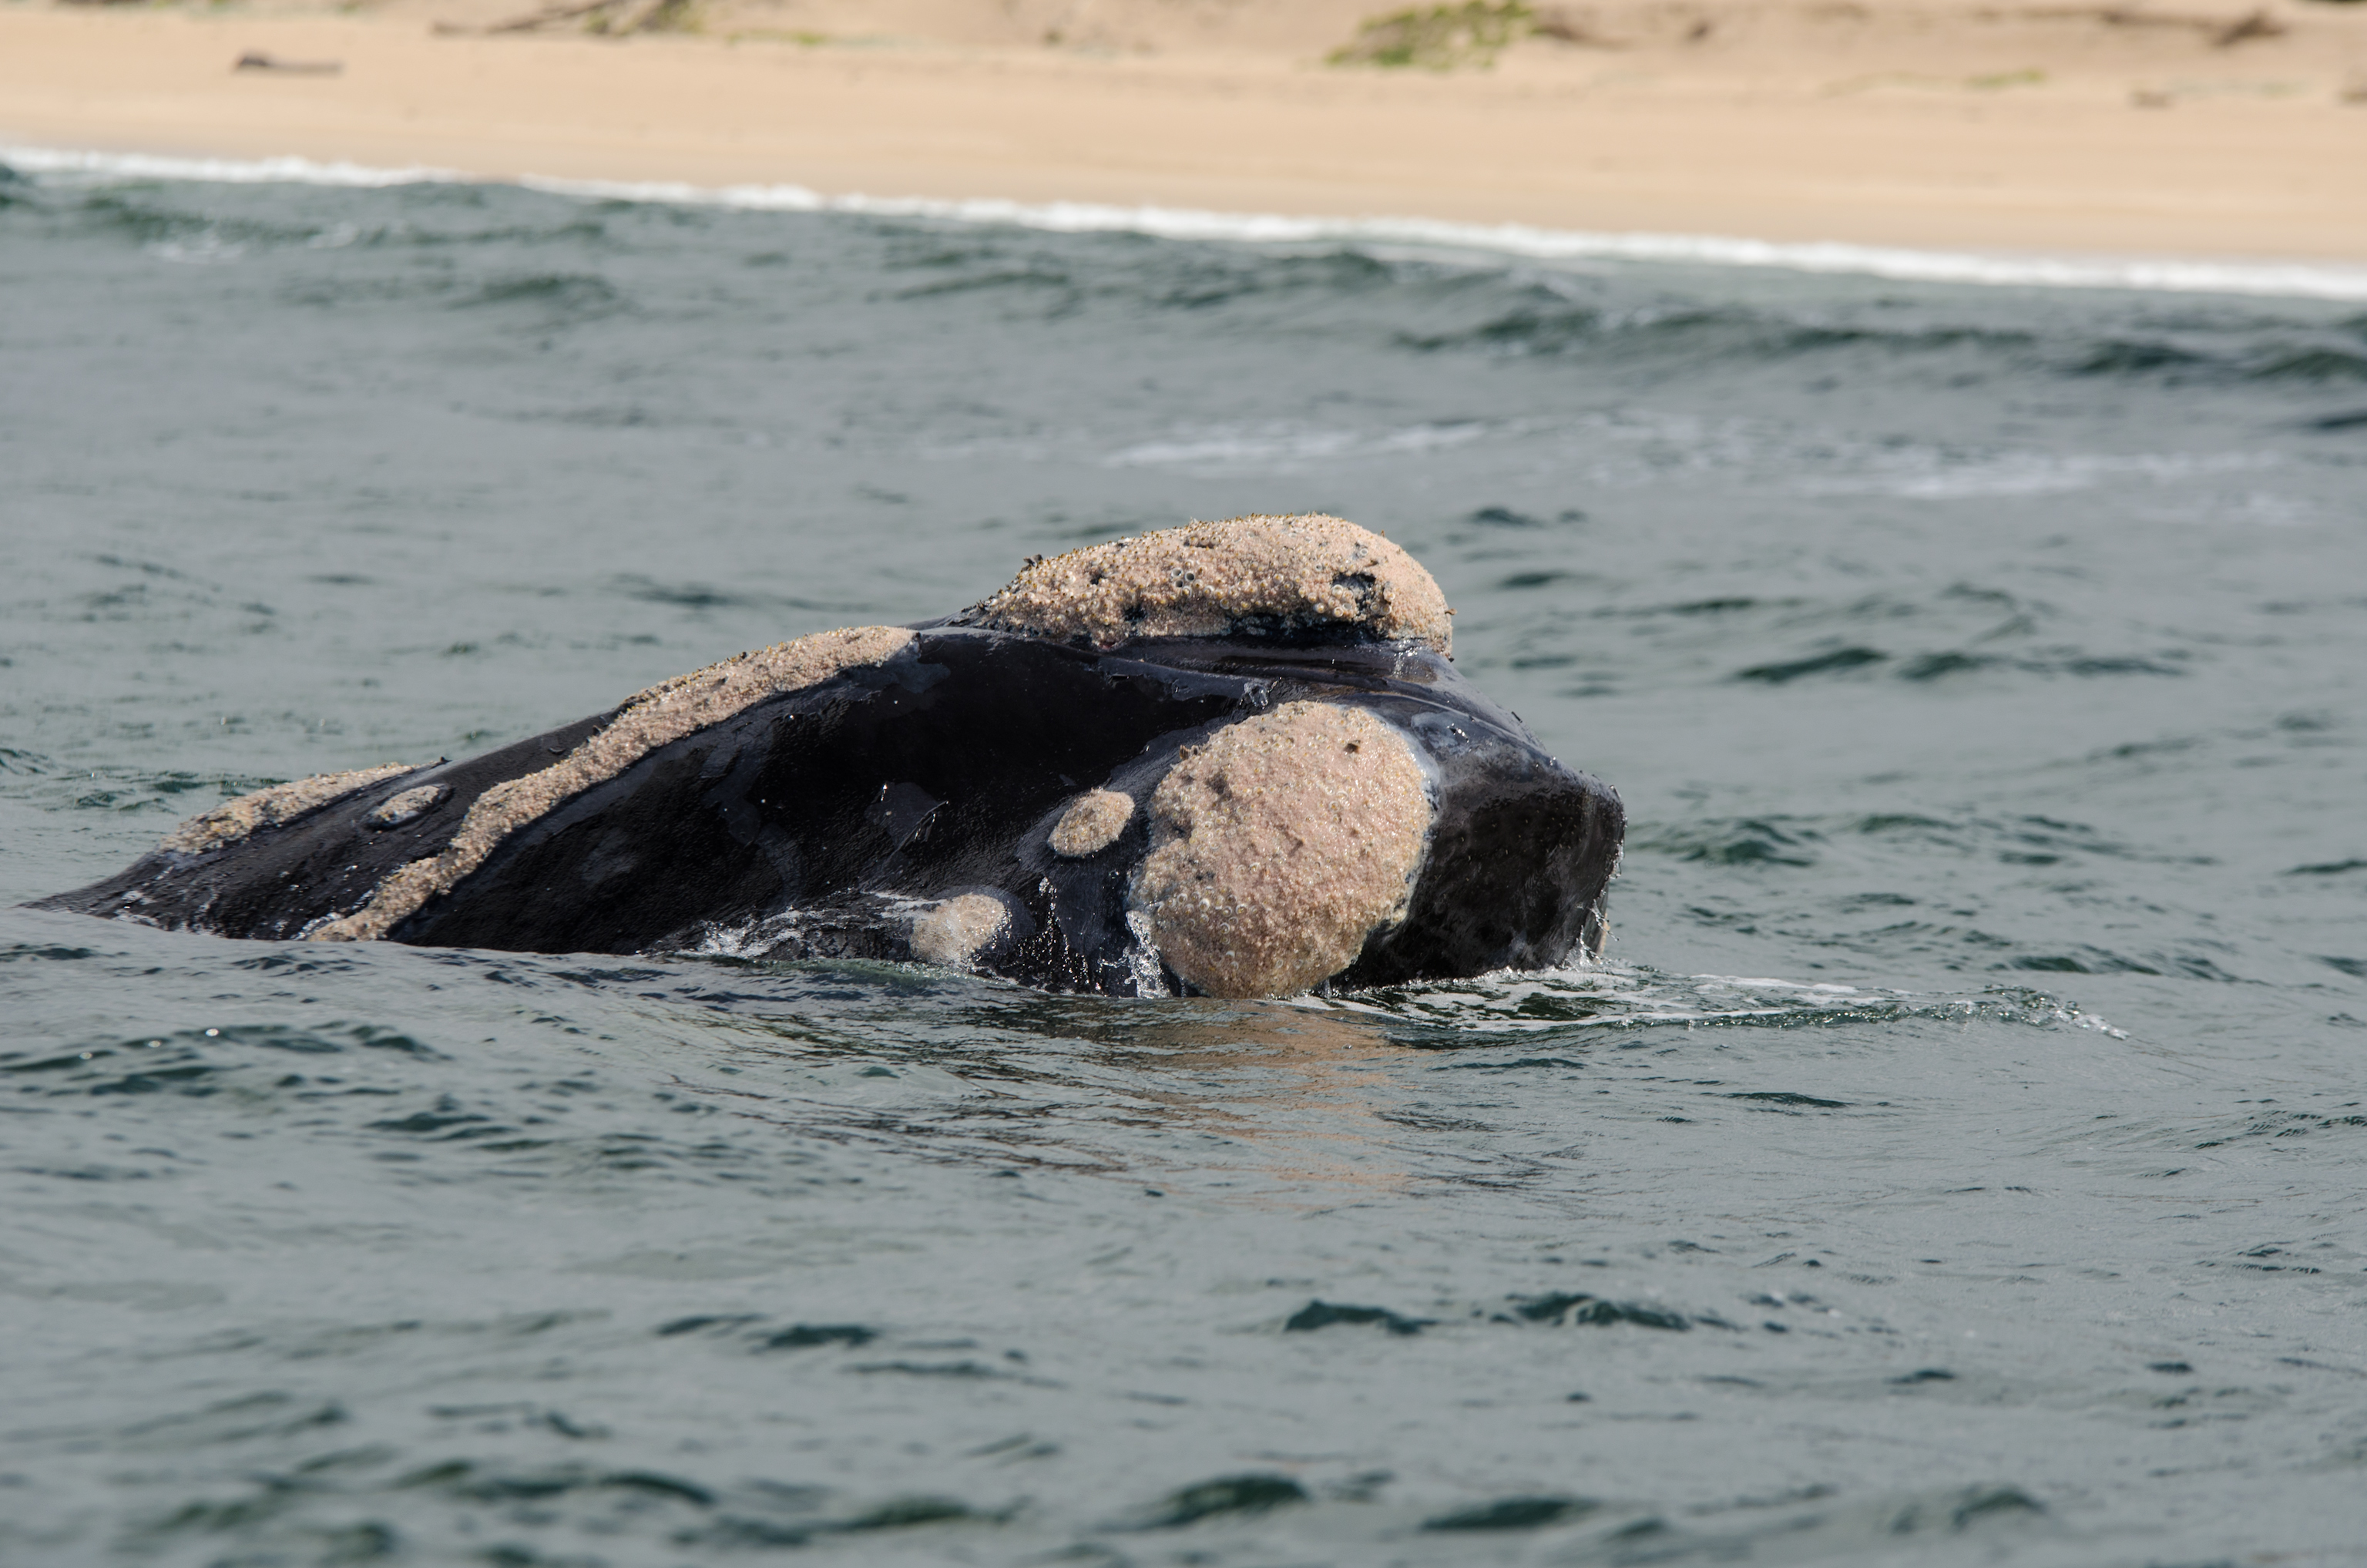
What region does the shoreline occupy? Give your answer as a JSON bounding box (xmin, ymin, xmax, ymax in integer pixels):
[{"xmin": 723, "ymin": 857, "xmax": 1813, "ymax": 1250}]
[
  {"xmin": 5, "ymin": 3, "xmax": 2366, "ymax": 274},
  {"xmin": 15, "ymin": 140, "xmax": 2367, "ymax": 303}
]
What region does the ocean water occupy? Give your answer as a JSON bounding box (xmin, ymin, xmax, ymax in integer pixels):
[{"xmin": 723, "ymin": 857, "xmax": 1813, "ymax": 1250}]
[{"xmin": 3, "ymin": 158, "xmax": 2365, "ymax": 1566}]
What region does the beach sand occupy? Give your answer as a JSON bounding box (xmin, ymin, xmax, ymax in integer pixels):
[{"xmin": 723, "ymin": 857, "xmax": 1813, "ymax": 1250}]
[{"xmin": 3, "ymin": 0, "xmax": 2364, "ymax": 259}]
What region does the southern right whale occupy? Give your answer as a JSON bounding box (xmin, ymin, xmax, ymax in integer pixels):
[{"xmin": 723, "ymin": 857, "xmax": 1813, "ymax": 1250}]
[{"xmin": 35, "ymin": 515, "xmax": 1624, "ymax": 997}]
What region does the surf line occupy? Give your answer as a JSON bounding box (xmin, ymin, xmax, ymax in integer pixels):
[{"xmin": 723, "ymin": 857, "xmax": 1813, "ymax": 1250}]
[{"xmin": 11, "ymin": 141, "xmax": 2367, "ymax": 304}]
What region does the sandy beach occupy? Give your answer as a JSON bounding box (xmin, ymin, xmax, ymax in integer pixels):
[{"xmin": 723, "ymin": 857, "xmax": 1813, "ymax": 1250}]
[{"xmin": 4, "ymin": 0, "xmax": 2365, "ymax": 262}]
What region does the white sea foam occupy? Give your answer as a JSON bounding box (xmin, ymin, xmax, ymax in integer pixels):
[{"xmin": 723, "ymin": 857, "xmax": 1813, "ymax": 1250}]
[
  {"xmin": 1805, "ymin": 449, "xmax": 2281, "ymax": 501},
  {"xmin": 9, "ymin": 142, "xmax": 2367, "ymax": 303},
  {"xmin": 1291, "ymin": 963, "xmax": 2129, "ymax": 1037},
  {"xmin": 1103, "ymin": 421, "xmax": 1489, "ymax": 470},
  {"xmin": 5, "ymin": 145, "xmax": 458, "ymax": 189}
]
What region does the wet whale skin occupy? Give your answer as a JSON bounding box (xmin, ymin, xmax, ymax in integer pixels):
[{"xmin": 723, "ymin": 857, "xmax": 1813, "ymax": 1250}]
[{"xmin": 35, "ymin": 629, "xmax": 1623, "ymax": 996}]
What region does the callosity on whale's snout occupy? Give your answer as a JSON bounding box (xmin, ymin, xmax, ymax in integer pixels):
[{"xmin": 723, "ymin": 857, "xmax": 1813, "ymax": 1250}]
[{"xmin": 33, "ymin": 515, "xmax": 1624, "ymax": 998}]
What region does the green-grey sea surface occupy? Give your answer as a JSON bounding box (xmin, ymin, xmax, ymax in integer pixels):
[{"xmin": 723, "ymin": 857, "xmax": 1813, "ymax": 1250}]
[{"xmin": 2, "ymin": 163, "xmax": 2365, "ymax": 1567}]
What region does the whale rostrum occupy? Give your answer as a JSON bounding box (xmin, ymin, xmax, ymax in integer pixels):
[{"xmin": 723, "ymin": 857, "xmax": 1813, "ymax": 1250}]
[{"xmin": 34, "ymin": 515, "xmax": 1624, "ymax": 998}]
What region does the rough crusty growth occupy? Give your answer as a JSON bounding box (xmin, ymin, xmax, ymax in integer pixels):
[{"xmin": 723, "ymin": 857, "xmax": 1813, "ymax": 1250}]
[
  {"xmin": 309, "ymin": 626, "xmax": 915, "ymax": 942},
  {"xmin": 368, "ymin": 784, "xmax": 448, "ymax": 829},
  {"xmin": 909, "ymin": 893, "xmax": 1009, "ymax": 968},
  {"xmin": 1133, "ymin": 702, "xmax": 1431, "ymax": 998},
  {"xmin": 1049, "ymin": 788, "xmax": 1135, "ymax": 858},
  {"xmin": 972, "ymin": 514, "xmax": 1452, "ymax": 653},
  {"xmin": 163, "ymin": 763, "xmax": 421, "ymax": 855}
]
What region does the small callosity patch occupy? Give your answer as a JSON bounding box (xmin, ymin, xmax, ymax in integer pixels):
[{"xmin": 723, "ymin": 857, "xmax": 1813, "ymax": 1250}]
[
  {"xmin": 1133, "ymin": 702, "xmax": 1430, "ymax": 998},
  {"xmin": 368, "ymin": 784, "xmax": 448, "ymax": 829},
  {"xmin": 972, "ymin": 513, "xmax": 1452, "ymax": 653},
  {"xmin": 1049, "ymin": 788, "xmax": 1134, "ymax": 858},
  {"xmin": 163, "ymin": 763, "xmax": 422, "ymax": 855},
  {"xmin": 310, "ymin": 625, "xmax": 915, "ymax": 942},
  {"xmin": 909, "ymin": 893, "xmax": 1009, "ymax": 968}
]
